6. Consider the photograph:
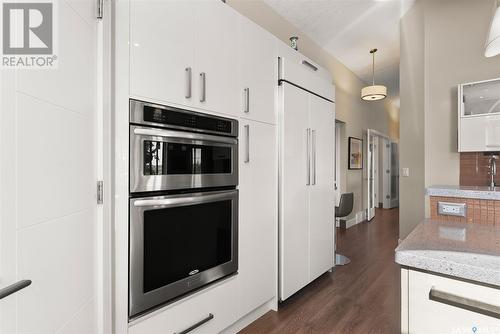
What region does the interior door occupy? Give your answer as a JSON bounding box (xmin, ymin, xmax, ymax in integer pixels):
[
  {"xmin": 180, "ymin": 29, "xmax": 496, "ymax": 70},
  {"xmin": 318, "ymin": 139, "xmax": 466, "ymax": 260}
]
[
  {"xmin": 366, "ymin": 130, "xmax": 376, "ymax": 221},
  {"xmin": 308, "ymin": 96, "xmax": 335, "ymax": 281},
  {"xmin": 382, "ymin": 139, "xmax": 392, "ymax": 209},
  {"xmin": 238, "ymin": 120, "xmax": 277, "ymax": 316},
  {"xmin": 0, "ymin": 1, "xmax": 98, "ymax": 333},
  {"xmin": 280, "ymin": 83, "xmax": 310, "ymax": 300}
]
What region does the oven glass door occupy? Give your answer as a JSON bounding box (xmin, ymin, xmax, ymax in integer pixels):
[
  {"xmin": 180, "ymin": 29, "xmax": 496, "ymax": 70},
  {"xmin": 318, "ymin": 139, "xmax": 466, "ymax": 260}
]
[
  {"xmin": 129, "ymin": 190, "xmax": 238, "ymax": 318},
  {"xmin": 130, "ymin": 126, "xmax": 238, "ymax": 193}
]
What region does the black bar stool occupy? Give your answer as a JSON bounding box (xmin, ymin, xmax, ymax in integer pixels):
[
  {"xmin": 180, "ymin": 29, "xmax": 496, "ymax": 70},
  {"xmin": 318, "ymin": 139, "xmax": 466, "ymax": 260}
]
[{"xmin": 335, "ymin": 192, "xmax": 354, "ymax": 266}]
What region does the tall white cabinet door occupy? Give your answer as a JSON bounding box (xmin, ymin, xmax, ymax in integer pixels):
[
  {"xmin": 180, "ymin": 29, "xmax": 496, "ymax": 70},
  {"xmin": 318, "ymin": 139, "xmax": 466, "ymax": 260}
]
[
  {"xmin": 280, "ymin": 83, "xmax": 310, "ymax": 300},
  {"xmin": 238, "ymin": 16, "xmax": 277, "ymax": 124},
  {"xmin": 238, "ymin": 120, "xmax": 277, "ymax": 317},
  {"xmin": 308, "ymin": 96, "xmax": 335, "ymax": 280},
  {"xmin": 130, "ymin": 0, "xmax": 195, "ymax": 107},
  {"xmin": 0, "ymin": 1, "xmax": 98, "ymax": 333},
  {"xmin": 194, "ymin": 1, "xmax": 238, "ymax": 116}
]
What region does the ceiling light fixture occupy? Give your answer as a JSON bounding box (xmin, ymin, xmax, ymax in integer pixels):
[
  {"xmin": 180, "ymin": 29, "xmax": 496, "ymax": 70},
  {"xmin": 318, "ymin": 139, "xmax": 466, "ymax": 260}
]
[
  {"xmin": 485, "ymin": 0, "xmax": 500, "ymax": 57},
  {"xmin": 361, "ymin": 48, "xmax": 387, "ymax": 101}
]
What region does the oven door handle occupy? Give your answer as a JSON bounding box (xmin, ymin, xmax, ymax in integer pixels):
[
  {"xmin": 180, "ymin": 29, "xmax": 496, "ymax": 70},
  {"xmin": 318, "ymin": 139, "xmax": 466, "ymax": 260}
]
[
  {"xmin": 133, "ymin": 127, "xmax": 237, "ymax": 145},
  {"xmin": 133, "ymin": 191, "xmax": 237, "ymax": 208}
]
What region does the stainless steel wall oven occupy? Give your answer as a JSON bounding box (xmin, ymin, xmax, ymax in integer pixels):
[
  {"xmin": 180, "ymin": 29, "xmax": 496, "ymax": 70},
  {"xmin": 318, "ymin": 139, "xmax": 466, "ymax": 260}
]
[{"xmin": 129, "ymin": 100, "xmax": 239, "ymax": 319}]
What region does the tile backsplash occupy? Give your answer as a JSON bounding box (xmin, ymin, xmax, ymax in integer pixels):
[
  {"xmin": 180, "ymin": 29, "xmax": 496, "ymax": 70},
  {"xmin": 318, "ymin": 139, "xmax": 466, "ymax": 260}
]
[{"xmin": 460, "ymin": 152, "xmax": 500, "ymax": 186}]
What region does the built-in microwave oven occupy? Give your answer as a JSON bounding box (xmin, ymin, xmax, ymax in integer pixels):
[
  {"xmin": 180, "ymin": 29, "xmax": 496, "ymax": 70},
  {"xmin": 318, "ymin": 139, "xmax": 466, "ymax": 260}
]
[{"xmin": 129, "ymin": 99, "xmax": 238, "ymax": 193}]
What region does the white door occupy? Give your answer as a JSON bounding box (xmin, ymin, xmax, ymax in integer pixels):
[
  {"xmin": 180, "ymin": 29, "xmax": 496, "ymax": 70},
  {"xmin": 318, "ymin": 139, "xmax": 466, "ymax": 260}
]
[
  {"xmin": 280, "ymin": 83, "xmax": 309, "ymax": 300},
  {"xmin": 308, "ymin": 96, "xmax": 335, "ymax": 281},
  {"xmin": 238, "ymin": 120, "xmax": 277, "ymax": 317},
  {"xmin": 238, "ymin": 15, "xmax": 277, "ymax": 124},
  {"xmin": 0, "ymin": 1, "xmax": 98, "ymax": 333},
  {"xmin": 130, "ymin": 0, "xmax": 196, "ymax": 108},
  {"xmin": 366, "ymin": 130, "xmax": 376, "ymax": 221},
  {"xmin": 195, "ymin": 1, "xmax": 238, "ymax": 116}
]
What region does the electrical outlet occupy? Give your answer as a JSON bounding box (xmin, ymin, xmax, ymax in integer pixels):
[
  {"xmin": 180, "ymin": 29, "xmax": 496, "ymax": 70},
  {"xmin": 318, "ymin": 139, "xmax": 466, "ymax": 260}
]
[
  {"xmin": 438, "ymin": 202, "xmax": 466, "ymax": 217},
  {"xmin": 402, "ymin": 167, "xmax": 410, "ymax": 177}
]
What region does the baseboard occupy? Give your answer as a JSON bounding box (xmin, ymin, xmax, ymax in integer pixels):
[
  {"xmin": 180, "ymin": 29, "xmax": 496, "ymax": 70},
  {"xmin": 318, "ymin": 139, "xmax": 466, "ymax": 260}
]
[
  {"xmin": 345, "ymin": 210, "xmax": 367, "ymax": 229},
  {"xmin": 221, "ymin": 298, "xmax": 276, "ymax": 334}
]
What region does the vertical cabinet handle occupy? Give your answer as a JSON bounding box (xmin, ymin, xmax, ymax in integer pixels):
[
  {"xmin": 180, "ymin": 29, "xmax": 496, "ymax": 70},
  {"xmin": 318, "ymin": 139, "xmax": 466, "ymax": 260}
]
[
  {"xmin": 244, "ymin": 88, "xmax": 250, "ymax": 113},
  {"xmin": 199, "ymin": 72, "xmax": 206, "ymax": 102},
  {"xmin": 312, "ymin": 129, "xmax": 316, "ymax": 185},
  {"xmin": 185, "ymin": 67, "xmax": 192, "ymax": 99},
  {"xmin": 306, "ymin": 128, "xmax": 311, "ymax": 185},
  {"xmin": 244, "ymin": 125, "xmax": 250, "ymax": 163}
]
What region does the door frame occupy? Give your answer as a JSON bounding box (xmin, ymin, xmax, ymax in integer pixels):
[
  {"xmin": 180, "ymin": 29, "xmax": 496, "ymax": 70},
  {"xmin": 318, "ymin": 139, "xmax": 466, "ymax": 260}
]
[{"xmin": 365, "ymin": 129, "xmax": 391, "ymax": 221}]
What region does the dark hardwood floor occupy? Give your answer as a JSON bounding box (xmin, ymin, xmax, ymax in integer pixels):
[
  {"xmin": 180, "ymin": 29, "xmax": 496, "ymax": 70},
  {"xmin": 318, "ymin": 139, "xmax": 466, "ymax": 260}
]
[{"xmin": 239, "ymin": 208, "xmax": 400, "ymax": 334}]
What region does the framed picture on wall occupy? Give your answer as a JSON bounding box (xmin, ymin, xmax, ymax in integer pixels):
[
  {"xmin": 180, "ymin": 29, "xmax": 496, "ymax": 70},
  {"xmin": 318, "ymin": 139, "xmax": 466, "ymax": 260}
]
[{"xmin": 348, "ymin": 137, "xmax": 363, "ymax": 170}]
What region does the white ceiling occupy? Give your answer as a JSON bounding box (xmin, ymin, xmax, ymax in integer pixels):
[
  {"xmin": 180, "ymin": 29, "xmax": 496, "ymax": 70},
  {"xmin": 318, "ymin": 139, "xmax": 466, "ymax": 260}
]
[{"xmin": 263, "ymin": 0, "xmax": 416, "ymax": 101}]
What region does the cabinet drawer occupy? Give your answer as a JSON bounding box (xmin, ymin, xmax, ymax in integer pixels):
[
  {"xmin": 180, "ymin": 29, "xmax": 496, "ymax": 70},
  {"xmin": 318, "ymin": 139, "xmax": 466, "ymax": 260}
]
[
  {"xmin": 408, "ymin": 270, "xmax": 500, "ymax": 334},
  {"xmin": 129, "ymin": 277, "xmax": 237, "ymax": 334}
]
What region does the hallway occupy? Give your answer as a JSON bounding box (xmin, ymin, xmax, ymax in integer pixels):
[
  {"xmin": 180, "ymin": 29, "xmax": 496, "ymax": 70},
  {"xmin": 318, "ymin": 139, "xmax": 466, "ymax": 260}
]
[{"xmin": 240, "ymin": 208, "xmax": 400, "ymax": 334}]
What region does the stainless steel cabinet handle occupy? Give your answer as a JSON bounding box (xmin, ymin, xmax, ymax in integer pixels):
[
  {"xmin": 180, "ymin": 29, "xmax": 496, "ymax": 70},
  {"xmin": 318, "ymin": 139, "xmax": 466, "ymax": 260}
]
[
  {"xmin": 306, "ymin": 128, "xmax": 311, "ymax": 185},
  {"xmin": 312, "ymin": 129, "xmax": 316, "ymax": 185},
  {"xmin": 302, "ymin": 60, "xmax": 318, "ymax": 71},
  {"xmin": 185, "ymin": 67, "xmax": 192, "ymax": 99},
  {"xmin": 174, "ymin": 313, "xmax": 214, "ymax": 334},
  {"xmin": 244, "ymin": 88, "xmax": 250, "ymax": 113},
  {"xmin": 429, "ymin": 287, "xmax": 500, "ymax": 320},
  {"xmin": 0, "ymin": 280, "xmax": 32, "ymax": 300},
  {"xmin": 133, "ymin": 127, "xmax": 237, "ymax": 145},
  {"xmin": 244, "ymin": 124, "xmax": 250, "ymax": 163},
  {"xmin": 199, "ymin": 72, "xmax": 206, "ymax": 102}
]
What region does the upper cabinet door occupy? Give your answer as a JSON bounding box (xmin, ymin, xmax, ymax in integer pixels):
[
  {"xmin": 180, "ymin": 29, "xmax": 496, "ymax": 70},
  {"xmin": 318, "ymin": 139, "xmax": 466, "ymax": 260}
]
[
  {"xmin": 308, "ymin": 96, "xmax": 335, "ymax": 281},
  {"xmin": 238, "ymin": 17, "xmax": 277, "ymax": 124},
  {"xmin": 194, "ymin": 1, "xmax": 238, "ymax": 116},
  {"xmin": 130, "ymin": 1, "xmax": 196, "ymax": 107}
]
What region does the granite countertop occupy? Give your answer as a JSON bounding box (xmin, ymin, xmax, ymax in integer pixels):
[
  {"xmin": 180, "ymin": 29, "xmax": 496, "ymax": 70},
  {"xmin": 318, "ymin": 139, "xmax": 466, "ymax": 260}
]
[
  {"xmin": 426, "ymin": 185, "xmax": 500, "ymax": 200},
  {"xmin": 395, "ymin": 219, "xmax": 500, "ymax": 286}
]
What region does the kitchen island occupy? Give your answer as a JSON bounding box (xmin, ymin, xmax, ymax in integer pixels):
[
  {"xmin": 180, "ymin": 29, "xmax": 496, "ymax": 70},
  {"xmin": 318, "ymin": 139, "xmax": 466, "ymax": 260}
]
[{"xmin": 396, "ymin": 219, "xmax": 500, "ymax": 333}]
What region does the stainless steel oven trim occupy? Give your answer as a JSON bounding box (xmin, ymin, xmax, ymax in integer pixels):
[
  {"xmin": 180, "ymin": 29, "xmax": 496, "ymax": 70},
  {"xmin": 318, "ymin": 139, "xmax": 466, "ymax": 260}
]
[
  {"xmin": 130, "ymin": 99, "xmax": 238, "ymax": 137},
  {"xmin": 130, "ymin": 125, "xmax": 238, "ymax": 193},
  {"xmin": 129, "ymin": 190, "xmax": 239, "ymax": 318}
]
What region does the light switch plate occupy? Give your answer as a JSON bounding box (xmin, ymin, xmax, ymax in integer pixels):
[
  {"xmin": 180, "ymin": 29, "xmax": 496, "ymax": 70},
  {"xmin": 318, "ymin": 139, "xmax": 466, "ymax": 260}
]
[
  {"xmin": 438, "ymin": 202, "xmax": 467, "ymax": 217},
  {"xmin": 402, "ymin": 167, "xmax": 410, "ymax": 177}
]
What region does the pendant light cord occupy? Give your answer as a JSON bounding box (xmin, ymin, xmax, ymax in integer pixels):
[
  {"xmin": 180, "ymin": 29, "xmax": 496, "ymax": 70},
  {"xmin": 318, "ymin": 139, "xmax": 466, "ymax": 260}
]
[{"xmin": 372, "ymin": 51, "xmax": 375, "ymax": 86}]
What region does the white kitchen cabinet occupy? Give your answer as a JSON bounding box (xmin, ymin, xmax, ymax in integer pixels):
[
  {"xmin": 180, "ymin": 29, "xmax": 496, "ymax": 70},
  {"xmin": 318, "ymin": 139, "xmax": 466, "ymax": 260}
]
[
  {"xmin": 402, "ymin": 269, "xmax": 500, "ymax": 334},
  {"xmin": 280, "ymin": 83, "xmax": 310, "ymax": 300},
  {"xmin": 458, "ymin": 78, "xmax": 500, "ymax": 152},
  {"xmin": 279, "ymin": 82, "xmax": 335, "ymax": 301},
  {"xmin": 130, "ymin": 0, "xmax": 238, "ymax": 116},
  {"xmin": 308, "ymin": 96, "xmax": 335, "ymax": 281},
  {"xmin": 238, "ymin": 120, "xmax": 277, "ymax": 317},
  {"xmin": 129, "ymin": 277, "xmax": 238, "ymax": 334},
  {"xmin": 130, "ymin": 0, "xmax": 196, "ymax": 109},
  {"xmin": 194, "ymin": 1, "xmax": 238, "ymax": 116},
  {"xmin": 238, "ymin": 16, "xmax": 277, "ymax": 124}
]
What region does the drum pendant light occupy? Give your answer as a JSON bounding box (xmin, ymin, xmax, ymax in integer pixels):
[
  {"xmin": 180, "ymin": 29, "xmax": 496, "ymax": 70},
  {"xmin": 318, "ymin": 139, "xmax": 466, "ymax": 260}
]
[
  {"xmin": 485, "ymin": 0, "xmax": 500, "ymax": 58},
  {"xmin": 361, "ymin": 48, "xmax": 387, "ymax": 101}
]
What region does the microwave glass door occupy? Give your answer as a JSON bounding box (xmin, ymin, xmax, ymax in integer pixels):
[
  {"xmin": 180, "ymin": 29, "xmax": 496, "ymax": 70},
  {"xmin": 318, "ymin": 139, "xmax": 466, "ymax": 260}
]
[
  {"xmin": 130, "ymin": 126, "xmax": 238, "ymax": 192},
  {"xmin": 129, "ymin": 190, "xmax": 238, "ymax": 317},
  {"xmin": 143, "ymin": 141, "xmax": 232, "ymax": 176}
]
